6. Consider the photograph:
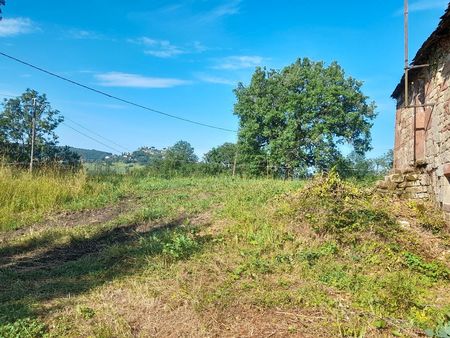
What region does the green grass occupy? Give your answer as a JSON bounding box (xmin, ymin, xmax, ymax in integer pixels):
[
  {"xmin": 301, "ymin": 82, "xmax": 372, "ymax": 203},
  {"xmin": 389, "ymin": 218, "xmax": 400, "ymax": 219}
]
[
  {"xmin": 0, "ymin": 166, "xmax": 138, "ymax": 231},
  {"xmin": 0, "ymin": 167, "xmax": 86, "ymax": 230},
  {"xmin": 0, "ymin": 170, "xmax": 449, "ymax": 337}
]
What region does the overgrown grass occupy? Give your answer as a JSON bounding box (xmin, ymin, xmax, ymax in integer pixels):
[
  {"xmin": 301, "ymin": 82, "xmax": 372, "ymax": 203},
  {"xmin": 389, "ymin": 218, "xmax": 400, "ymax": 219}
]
[
  {"xmin": 0, "ymin": 166, "xmax": 157, "ymax": 231},
  {"xmin": 0, "ymin": 167, "xmax": 89, "ymax": 230},
  {"xmin": 0, "ymin": 171, "xmax": 449, "ymax": 337}
]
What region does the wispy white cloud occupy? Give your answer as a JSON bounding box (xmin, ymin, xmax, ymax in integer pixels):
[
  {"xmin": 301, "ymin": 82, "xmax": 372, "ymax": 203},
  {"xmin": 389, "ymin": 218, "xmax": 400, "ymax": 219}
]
[
  {"xmin": 129, "ymin": 37, "xmax": 207, "ymax": 58},
  {"xmin": 0, "ymin": 17, "xmax": 36, "ymax": 37},
  {"xmin": 95, "ymin": 72, "xmax": 190, "ymax": 88},
  {"xmin": 395, "ymin": 0, "xmax": 448, "ymax": 15},
  {"xmin": 67, "ymin": 29, "xmax": 105, "ymax": 40},
  {"xmin": 214, "ymin": 55, "xmax": 265, "ymax": 70},
  {"xmin": 199, "ymin": 0, "xmax": 242, "ymax": 22},
  {"xmin": 191, "ymin": 41, "xmax": 208, "ymax": 53},
  {"xmin": 197, "ymin": 73, "xmax": 236, "ymax": 85},
  {"xmin": 157, "ymin": 4, "xmax": 184, "ymax": 14}
]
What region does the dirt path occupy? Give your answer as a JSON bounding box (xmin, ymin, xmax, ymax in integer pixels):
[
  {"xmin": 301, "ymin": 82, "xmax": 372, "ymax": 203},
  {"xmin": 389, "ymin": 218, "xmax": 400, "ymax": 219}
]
[{"xmin": 0, "ymin": 199, "xmax": 134, "ymax": 245}]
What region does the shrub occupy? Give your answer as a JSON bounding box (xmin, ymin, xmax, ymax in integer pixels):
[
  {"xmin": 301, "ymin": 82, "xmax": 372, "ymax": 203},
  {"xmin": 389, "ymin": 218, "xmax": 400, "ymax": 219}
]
[
  {"xmin": 377, "ymin": 272, "xmax": 421, "ymax": 316},
  {"xmin": 287, "ymin": 171, "xmax": 398, "ymax": 241}
]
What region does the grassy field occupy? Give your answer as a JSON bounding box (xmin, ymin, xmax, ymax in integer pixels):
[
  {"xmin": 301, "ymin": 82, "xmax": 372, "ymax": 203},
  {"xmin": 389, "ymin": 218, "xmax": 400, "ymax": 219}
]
[{"xmin": 0, "ymin": 169, "xmax": 449, "ymax": 337}]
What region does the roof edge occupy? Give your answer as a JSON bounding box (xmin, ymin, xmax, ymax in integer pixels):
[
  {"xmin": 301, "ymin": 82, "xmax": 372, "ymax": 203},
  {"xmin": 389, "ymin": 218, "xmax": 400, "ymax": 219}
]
[{"xmin": 392, "ymin": 4, "xmax": 450, "ymax": 99}]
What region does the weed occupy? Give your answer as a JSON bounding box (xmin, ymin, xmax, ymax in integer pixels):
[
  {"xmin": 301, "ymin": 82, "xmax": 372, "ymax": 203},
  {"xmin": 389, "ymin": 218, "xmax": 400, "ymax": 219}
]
[
  {"xmin": 285, "ymin": 171, "xmax": 398, "ymax": 241},
  {"xmin": 162, "ymin": 231, "xmax": 201, "ymax": 260},
  {"xmin": 403, "ymin": 252, "xmax": 449, "ymax": 281},
  {"xmin": 377, "ymin": 271, "xmax": 423, "ymax": 315},
  {"xmin": 408, "ymin": 201, "xmax": 446, "ymax": 234},
  {"xmin": 76, "ymin": 305, "xmax": 96, "ymax": 319},
  {"xmin": 0, "ymin": 318, "xmax": 47, "ymax": 338},
  {"xmin": 425, "ymin": 321, "xmax": 450, "ymax": 338}
]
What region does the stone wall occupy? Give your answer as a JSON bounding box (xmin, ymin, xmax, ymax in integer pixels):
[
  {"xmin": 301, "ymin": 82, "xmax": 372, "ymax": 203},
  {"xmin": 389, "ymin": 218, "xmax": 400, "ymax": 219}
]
[
  {"xmin": 393, "ymin": 40, "xmax": 450, "ymax": 211},
  {"xmin": 377, "ymin": 171, "xmax": 431, "ymax": 200}
]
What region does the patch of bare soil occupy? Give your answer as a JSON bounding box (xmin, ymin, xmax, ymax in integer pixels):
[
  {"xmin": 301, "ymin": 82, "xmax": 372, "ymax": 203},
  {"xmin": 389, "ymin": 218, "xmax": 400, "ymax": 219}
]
[{"xmin": 0, "ymin": 199, "xmax": 134, "ymax": 245}]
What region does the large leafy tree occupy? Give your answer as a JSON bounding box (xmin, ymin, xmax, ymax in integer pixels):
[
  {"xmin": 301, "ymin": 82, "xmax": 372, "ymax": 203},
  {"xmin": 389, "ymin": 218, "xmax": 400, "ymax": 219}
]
[
  {"xmin": 234, "ymin": 58, "xmax": 376, "ymax": 177},
  {"xmin": 0, "ymin": 89, "xmax": 67, "ymax": 163}
]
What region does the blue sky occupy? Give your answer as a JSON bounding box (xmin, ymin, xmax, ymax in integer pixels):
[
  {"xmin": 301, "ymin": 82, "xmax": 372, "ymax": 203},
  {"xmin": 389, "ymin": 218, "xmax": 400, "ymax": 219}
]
[{"xmin": 0, "ymin": 0, "xmax": 448, "ymax": 157}]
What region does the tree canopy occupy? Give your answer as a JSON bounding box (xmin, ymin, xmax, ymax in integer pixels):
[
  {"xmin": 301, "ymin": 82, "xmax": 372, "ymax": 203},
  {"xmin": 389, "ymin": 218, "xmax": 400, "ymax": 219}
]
[
  {"xmin": 233, "ymin": 58, "xmax": 377, "ymax": 177},
  {"xmin": 204, "ymin": 142, "xmax": 236, "ymax": 168},
  {"xmin": 131, "ymin": 146, "xmax": 163, "ymax": 165},
  {"xmin": 0, "ymin": 89, "xmax": 80, "ymax": 166}
]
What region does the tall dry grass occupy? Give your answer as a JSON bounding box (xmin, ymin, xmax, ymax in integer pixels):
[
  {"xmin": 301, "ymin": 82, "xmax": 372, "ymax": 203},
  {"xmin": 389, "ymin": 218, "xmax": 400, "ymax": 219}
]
[{"xmin": 0, "ymin": 166, "xmax": 87, "ymax": 231}]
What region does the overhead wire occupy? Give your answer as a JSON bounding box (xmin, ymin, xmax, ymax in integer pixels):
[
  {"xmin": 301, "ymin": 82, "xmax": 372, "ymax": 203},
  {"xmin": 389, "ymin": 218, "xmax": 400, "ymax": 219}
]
[
  {"xmin": 0, "ymin": 92, "xmax": 17, "ymax": 98},
  {"xmin": 0, "ymin": 93, "xmax": 131, "ymax": 153},
  {"xmin": 0, "ymin": 51, "xmax": 238, "ymax": 133},
  {"xmin": 61, "ymin": 122, "xmax": 124, "ymax": 154},
  {"xmin": 63, "ymin": 116, "xmax": 132, "ymax": 153}
]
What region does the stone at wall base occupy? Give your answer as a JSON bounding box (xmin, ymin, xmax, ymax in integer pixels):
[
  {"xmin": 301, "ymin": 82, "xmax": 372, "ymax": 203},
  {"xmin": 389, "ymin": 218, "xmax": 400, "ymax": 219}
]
[{"xmin": 376, "ymin": 171, "xmax": 431, "ymax": 201}]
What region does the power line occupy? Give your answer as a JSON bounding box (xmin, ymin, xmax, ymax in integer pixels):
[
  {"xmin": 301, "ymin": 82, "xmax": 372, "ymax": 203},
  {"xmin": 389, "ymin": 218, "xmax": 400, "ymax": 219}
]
[
  {"xmin": 0, "ymin": 51, "xmax": 237, "ymax": 133},
  {"xmin": 0, "ymin": 92, "xmax": 17, "ymax": 98},
  {"xmin": 0, "ymin": 92, "xmax": 132, "ymax": 153},
  {"xmin": 63, "ymin": 116, "xmax": 132, "ymax": 153},
  {"xmin": 61, "ymin": 122, "xmax": 124, "ymax": 154}
]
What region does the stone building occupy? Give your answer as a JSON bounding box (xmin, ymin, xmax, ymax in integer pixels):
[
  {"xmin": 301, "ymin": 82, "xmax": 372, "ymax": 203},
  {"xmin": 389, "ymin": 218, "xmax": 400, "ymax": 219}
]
[{"xmin": 380, "ymin": 4, "xmax": 450, "ymax": 211}]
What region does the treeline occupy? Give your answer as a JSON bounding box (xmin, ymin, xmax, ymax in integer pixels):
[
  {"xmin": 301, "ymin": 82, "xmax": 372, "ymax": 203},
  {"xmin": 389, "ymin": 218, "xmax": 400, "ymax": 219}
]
[{"xmin": 91, "ymin": 141, "xmax": 392, "ymax": 180}]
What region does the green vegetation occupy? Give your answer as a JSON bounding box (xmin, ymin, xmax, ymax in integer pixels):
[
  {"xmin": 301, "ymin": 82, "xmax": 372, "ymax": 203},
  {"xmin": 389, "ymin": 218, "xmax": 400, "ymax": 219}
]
[
  {"xmin": 234, "ymin": 58, "xmax": 376, "ymax": 177},
  {"xmin": 0, "ymin": 89, "xmax": 81, "ymax": 167},
  {"xmin": 69, "ymin": 147, "xmax": 112, "ymax": 162},
  {"xmin": 0, "ymin": 166, "xmax": 86, "ymax": 230},
  {"xmin": 0, "ymin": 170, "xmax": 449, "ymax": 337}
]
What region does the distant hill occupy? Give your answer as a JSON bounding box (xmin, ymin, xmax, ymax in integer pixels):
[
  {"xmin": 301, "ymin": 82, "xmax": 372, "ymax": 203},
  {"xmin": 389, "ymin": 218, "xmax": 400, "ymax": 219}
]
[{"xmin": 68, "ymin": 147, "xmax": 113, "ymax": 162}]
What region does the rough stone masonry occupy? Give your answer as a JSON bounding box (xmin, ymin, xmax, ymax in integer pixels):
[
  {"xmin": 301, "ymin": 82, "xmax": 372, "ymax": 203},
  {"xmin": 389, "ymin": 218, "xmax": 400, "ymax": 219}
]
[{"xmin": 378, "ymin": 4, "xmax": 450, "ymax": 213}]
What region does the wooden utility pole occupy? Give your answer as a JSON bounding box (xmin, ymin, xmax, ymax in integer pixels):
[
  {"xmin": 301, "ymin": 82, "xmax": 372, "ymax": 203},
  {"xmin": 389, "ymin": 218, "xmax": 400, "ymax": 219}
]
[
  {"xmin": 29, "ymin": 97, "xmax": 37, "ymax": 174},
  {"xmin": 232, "ymin": 148, "xmax": 238, "ymax": 177},
  {"xmin": 404, "ymin": 0, "xmax": 409, "ymax": 107}
]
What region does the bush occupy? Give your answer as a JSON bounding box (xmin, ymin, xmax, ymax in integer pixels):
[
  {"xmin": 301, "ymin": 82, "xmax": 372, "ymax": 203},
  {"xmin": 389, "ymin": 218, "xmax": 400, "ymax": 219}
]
[{"xmin": 287, "ymin": 171, "xmax": 398, "ymax": 241}]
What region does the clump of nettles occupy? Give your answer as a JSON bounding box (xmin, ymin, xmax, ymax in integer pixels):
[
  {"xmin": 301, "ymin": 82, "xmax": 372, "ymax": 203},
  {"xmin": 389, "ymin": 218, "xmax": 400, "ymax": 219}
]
[{"xmin": 292, "ymin": 170, "xmax": 398, "ymax": 241}]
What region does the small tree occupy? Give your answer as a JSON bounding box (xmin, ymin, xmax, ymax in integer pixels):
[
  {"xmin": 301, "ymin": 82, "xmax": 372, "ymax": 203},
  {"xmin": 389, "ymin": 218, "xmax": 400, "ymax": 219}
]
[
  {"xmin": 0, "ymin": 89, "xmax": 79, "ymax": 167},
  {"xmin": 160, "ymin": 141, "xmax": 198, "ymax": 175},
  {"xmin": 373, "ymin": 150, "xmax": 393, "ymax": 175},
  {"xmin": 1, "ymin": 89, "xmax": 63, "ymax": 163},
  {"xmin": 203, "ymin": 143, "xmax": 237, "ymax": 173}
]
